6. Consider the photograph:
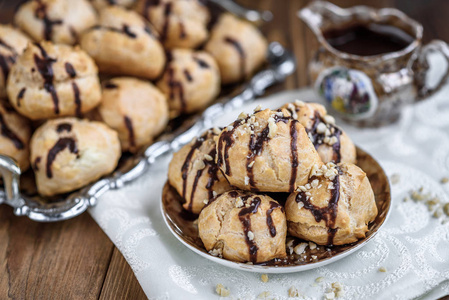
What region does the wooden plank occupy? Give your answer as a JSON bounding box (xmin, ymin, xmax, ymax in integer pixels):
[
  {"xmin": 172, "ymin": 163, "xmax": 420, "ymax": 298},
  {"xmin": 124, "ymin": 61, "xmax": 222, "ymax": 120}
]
[
  {"xmin": 0, "ymin": 206, "xmax": 114, "ymax": 300},
  {"xmin": 99, "ymin": 248, "xmax": 147, "ymax": 300}
]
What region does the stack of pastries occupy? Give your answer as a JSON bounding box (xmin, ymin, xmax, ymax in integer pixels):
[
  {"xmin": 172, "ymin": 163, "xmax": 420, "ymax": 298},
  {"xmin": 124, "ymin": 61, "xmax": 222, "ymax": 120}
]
[
  {"xmin": 0, "ymin": 0, "xmax": 268, "ymax": 196},
  {"xmin": 167, "ymin": 101, "xmax": 378, "ymax": 263}
]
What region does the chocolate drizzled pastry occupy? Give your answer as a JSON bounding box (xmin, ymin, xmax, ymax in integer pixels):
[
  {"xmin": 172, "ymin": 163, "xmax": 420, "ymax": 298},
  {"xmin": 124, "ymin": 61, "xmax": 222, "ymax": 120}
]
[
  {"xmin": 285, "ymin": 162, "xmax": 377, "ymax": 246},
  {"xmin": 168, "ymin": 127, "xmax": 232, "ymax": 214},
  {"xmin": 30, "ymin": 118, "xmax": 121, "ymax": 196},
  {"xmin": 216, "ymin": 108, "xmax": 322, "ymax": 193},
  {"xmin": 14, "ymin": 0, "xmax": 97, "ymax": 45},
  {"xmin": 198, "ymin": 190, "xmax": 287, "ymax": 263}
]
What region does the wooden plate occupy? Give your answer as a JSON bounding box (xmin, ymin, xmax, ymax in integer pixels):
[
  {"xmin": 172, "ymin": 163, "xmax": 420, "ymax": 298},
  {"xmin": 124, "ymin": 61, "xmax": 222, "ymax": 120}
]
[{"xmin": 161, "ymin": 147, "xmax": 391, "ymax": 273}]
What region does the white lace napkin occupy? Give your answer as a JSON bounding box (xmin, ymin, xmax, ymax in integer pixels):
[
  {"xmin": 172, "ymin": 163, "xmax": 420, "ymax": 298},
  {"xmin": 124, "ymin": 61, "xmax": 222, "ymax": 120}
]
[{"xmin": 89, "ymin": 55, "xmax": 449, "ymax": 299}]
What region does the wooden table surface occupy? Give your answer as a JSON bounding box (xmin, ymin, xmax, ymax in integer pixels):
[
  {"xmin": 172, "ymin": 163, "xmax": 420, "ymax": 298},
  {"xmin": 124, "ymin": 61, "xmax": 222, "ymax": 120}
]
[{"xmin": 1, "ymin": 0, "xmax": 449, "ymax": 299}]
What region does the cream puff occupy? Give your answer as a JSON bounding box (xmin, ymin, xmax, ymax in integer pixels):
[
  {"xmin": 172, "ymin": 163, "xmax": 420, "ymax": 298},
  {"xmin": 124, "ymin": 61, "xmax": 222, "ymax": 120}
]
[
  {"xmin": 6, "ymin": 41, "xmax": 101, "ymax": 120},
  {"xmin": 198, "ymin": 190, "xmax": 287, "ymax": 263},
  {"xmin": 30, "ymin": 117, "xmax": 121, "ymax": 196},
  {"xmin": 98, "ymin": 77, "xmax": 169, "ymax": 152}
]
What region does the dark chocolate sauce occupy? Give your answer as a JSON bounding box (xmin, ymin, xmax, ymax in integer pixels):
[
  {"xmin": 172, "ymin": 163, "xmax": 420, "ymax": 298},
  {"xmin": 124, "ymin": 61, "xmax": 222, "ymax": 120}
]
[
  {"xmin": 266, "ymin": 201, "xmax": 282, "ymax": 237},
  {"xmin": 122, "ymin": 25, "xmax": 137, "ymax": 38},
  {"xmin": 160, "ymin": 2, "xmax": 172, "ymax": 42},
  {"xmin": 189, "ymin": 167, "xmax": 204, "ymax": 211},
  {"xmin": 167, "ymin": 67, "xmax": 186, "ymax": 113},
  {"xmin": 179, "ymin": 21, "xmax": 186, "ymax": 39},
  {"xmin": 35, "ymin": 0, "xmax": 63, "ymax": 41},
  {"xmin": 246, "ymin": 125, "xmax": 270, "ymax": 192},
  {"xmin": 224, "ymin": 36, "xmax": 245, "ymax": 80},
  {"xmin": 238, "ymin": 197, "xmax": 261, "ymax": 263},
  {"xmin": 64, "ymin": 62, "xmax": 76, "ymax": 78},
  {"xmin": 205, "ymin": 148, "xmax": 220, "ymax": 200},
  {"xmin": 104, "ymin": 82, "xmax": 118, "ymax": 89},
  {"xmin": 193, "ymin": 57, "xmax": 210, "ymax": 69},
  {"xmin": 16, "ymin": 88, "xmax": 26, "ymax": 107},
  {"xmin": 124, "ymin": 116, "xmax": 135, "ymax": 149},
  {"xmin": 142, "ymin": 0, "xmax": 161, "ymax": 20},
  {"xmin": 289, "ymin": 120, "xmax": 299, "ymax": 193},
  {"xmin": 180, "ymin": 132, "xmax": 207, "ymax": 201},
  {"xmin": 295, "ymin": 173, "xmax": 341, "ymax": 245},
  {"xmin": 0, "ymin": 113, "xmax": 24, "ymax": 149},
  {"xmin": 46, "ymin": 138, "xmax": 78, "ymax": 178},
  {"xmin": 216, "ymin": 119, "xmax": 241, "ymax": 176},
  {"xmin": 323, "ymin": 23, "xmax": 414, "ymax": 56},
  {"xmin": 72, "ymin": 82, "xmax": 82, "ymax": 117},
  {"xmin": 183, "ymin": 69, "xmax": 193, "ymax": 82},
  {"xmin": 307, "ymin": 112, "xmax": 342, "ymax": 163},
  {"xmin": 56, "ymin": 123, "xmax": 72, "ymax": 133},
  {"xmin": 33, "ymin": 43, "xmax": 60, "ymax": 114},
  {"xmin": 33, "ymin": 156, "xmax": 41, "ymax": 171}
]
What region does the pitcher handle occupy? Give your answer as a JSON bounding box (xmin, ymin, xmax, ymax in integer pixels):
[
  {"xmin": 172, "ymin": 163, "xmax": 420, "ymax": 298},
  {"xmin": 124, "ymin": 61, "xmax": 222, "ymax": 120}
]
[{"xmin": 415, "ymin": 40, "xmax": 449, "ymax": 100}]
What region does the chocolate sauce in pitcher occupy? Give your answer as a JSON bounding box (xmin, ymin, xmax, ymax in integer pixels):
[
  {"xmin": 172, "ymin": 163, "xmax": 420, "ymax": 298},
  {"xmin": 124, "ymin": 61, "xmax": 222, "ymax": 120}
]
[{"xmin": 323, "ymin": 23, "xmax": 415, "ymax": 56}]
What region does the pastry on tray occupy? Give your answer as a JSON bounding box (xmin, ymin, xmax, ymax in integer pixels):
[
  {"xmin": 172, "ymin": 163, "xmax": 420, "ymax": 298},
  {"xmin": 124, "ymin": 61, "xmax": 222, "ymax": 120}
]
[
  {"xmin": 205, "ymin": 13, "xmax": 268, "ymax": 85},
  {"xmin": 98, "ymin": 77, "xmax": 169, "ymax": 153},
  {"xmin": 157, "ymin": 49, "xmax": 220, "ymax": 117},
  {"xmin": 168, "ymin": 128, "xmax": 232, "ymax": 214},
  {"xmin": 80, "ymin": 6, "xmax": 166, "ymax": 79},
  {"xmin": 6, "ymin": 41, "xmax": 101, "ymax": 120},
  {"xmin": 165, "ymin": 101, "xmax": 378, "ymax": 263},
  {"xmin": 15, "ymin": 0, "xmax": 97, "ymax": 45},
  {"xmin": 135, "ymin": 0, "xmax": 210, "ymax": 49},
  {"xmin": 30, "ymin": 117, "xmax": 121, "ymax": 196},
  {"xmin": 198, "ymin": 190, "xmax": 287, "ymax": 263},
  {"xmin": 0, "ymin": 99, "xmax": 32, "ymax": 171},
  {"xmin": 0, "ymin": 25, "xmax": 31, "ymax": 99}
]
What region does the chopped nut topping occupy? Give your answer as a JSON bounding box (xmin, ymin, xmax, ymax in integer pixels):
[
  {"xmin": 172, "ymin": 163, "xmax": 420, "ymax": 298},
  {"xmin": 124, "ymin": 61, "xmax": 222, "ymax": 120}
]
[
  {"xmin": 212, "ymin": 127, "xmax": 221, "ymax": 135},
  {"xmin": 288, "ymin": 286, "xmax": 299, "ymax": 297},
  {"xmin": 297, "ymin": 185, "xmax": 307, "ymax": 192},
  {"xmin": 309, "ymin": 242, "xmax": 317, "ymax": 250},
  {"xmin": 193, "ymin": 159, "xmax": 206, "ymax": 170},
  {"xmin": 294, "ymin": 243, "xmax": 308, "ymax": 255},
  {"xmin": 433, "ymin": 209, "xmax": 443, "ymax": 218},
  {"xmin": 257, "ymin": 291, "xmax": 270, "ymax": 299},
  {"xmin": 247, "ymin": 231, "xmax": 255, "ymax": 241},
  {"xmin": 444, "ymin": 203, "xmax": 449, "ymax": 216},
  {"xmin": 315, "ymin": 276, "xmax": 324, "ymax": 283},
  {"xmin": 213, "ymin": 191, "xmax": 218, "ymax": 197},
  {"xmin": 311, "ymin": 255, "xmax": 317, "ymax": 259},
  {"xmin": 244, "ymin": 176, "xmax": 249, "ymax": 185},
  {"xmin": 261, "ymin": 274, "xmax": 269, "ymax": 283},
  {"xmin": 328, "ymin": 182, "xmax": 334, "ymax": 190},
  {"xmin": 215, "ymin": 284, "xmax": 230, "ymax": 297},
  {"xmin": 317, "ymin": 122, "xmax": 327, "ymax": 134},
  {"xmin": 323, "ymin": 136, "xmax": 330, "ymax": 144},
  {"xmin": 295, "ymin": 99, "xmax": 305, "ymax": 107},
  {"xmin": 324, "ymin": 291, "xmax": 336, "ymax": 300},
  {"xmin": 226, "ymin": 125, "xmax": 233, "ymax": 131},
  {"xmin": 203, "ymin": 199, "xmax": 208, "ymax": 204},
  {"xmin": 323, "ymin": 115, "xmax": 335, "ymax": 125},
  {"xmin": 311, "ymin": 179, "xmax": 319, "ymax": 188},
  {"xmin": 254, "ymin": 105, "xmax": 262, "ymax": 112},
  {"xmin": 305, "ymin": 183, "xmax": 311, "ymax": 190},
  {"xmin": 238, "ymin": 112, "xmax": 248, "ymax": 120},
  {"xmin": 379, "ymin": 266, "xmax": 387, "ymax": 272},
  {"xmin": 297, "ymin": 202, "xmax": 304, "ymax": 209},
  {"xmin": 189, "ymin": 137, "xmax": 197, "ymax": 145},
  {"xmin": 209, "ymin": 248, "xmax": 223, "ymax": 258},
  {"xmin": 391, "ymin": 173, "xmax": 400, "ymax": 185},
  {"xmin": 204, "ymin": 154, "xmax": 213, "ymax": 161},
  {"xmin": 248, "ymin": 161, "xmax": 255, "ymax": 168},
  {"xmin": 235, "ymin": 197, "xmax": 244, "ymax": 208},
  {"xmin": 268, "ymin": 117, "xmax": 277, "ymax": 138},
  {"xmin": 441, "ymin": 177, "xmax": 449, "ymax": 184},
  {"xmin": 328, "ymin": 136, "xmax": 338, "ymax": 145}
]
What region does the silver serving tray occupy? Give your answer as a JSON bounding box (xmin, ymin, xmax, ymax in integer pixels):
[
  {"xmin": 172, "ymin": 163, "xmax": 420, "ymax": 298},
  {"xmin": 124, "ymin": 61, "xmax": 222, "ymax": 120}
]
[{"xmin": 0, "ymin": 2, "xmax": 296, "ymax": 222}]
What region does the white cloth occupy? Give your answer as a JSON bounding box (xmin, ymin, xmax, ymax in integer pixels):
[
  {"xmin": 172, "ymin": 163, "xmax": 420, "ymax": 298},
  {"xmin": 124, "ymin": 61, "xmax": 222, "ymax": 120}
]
[{"xmin": 89, "ymin": 55, "xmax": 449, "ymax": 299}]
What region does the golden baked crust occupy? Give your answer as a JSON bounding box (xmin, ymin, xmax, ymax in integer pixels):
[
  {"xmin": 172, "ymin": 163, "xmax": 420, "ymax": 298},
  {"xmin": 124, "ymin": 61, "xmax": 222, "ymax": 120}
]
[
  {"xmin": 6, "ymin": 41, "xmax": 101, "ymax": 120},
  {"xmin": 30, "ymin": 117, "xmax": 121, "ymax": 196},
  {"xmin": 98, "ymin": 77, "xmax": 169, "ymax": 152},
  {"xmin": 281, "ymin": 100, "xmax": 356, "ymax": 164},
  {"xmin": 135, "ymin": 0, "xmax": 209, "ymax": 49},
  {"xmin": 14, "ymin": 0, "xmax": 97, "ymax": 45},
  {"xmin": 198, "ymin": 190, "xmax": 287, "ymax": 263},
  {"xmin": 0, "ymin": 99, "xmax": 32, "ymax": 171},
  {"xmin": 157, "ymin": 49, "xmax": 220, "ymax": 117},
  {"xmin": 168, "ymin": 128, "xmax": 232, "ymax": 214},
  {"xmin": 80, "ymin": 6, "xmax": 165, "ymax": 79},
  {"xmin": 204, "ymin": 13, "xmax": 267, "ymax": 84},
  {"xmin": 91, "ymin": 0, "xmax": 136, "ymax": 11},
  {"xmin": 285, "ymin": 162, "xmax": 378, "ymax": 245},
  {"xmin": 0, "ymin": 25, "xmax": 31, "ymax": 99},
  {"xmin": 216, "ymin": 108, "xmax": 322, "ymax": 193}
]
